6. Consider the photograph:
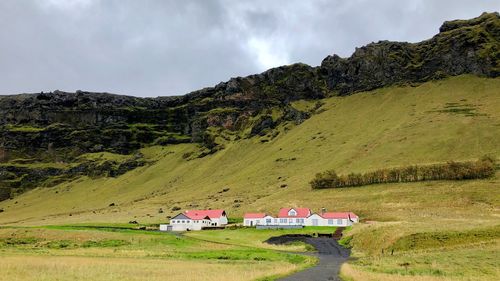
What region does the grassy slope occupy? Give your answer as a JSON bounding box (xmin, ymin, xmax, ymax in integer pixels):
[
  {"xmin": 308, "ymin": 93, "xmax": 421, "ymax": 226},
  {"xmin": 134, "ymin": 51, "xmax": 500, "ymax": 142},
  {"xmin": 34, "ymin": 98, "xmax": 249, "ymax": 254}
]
[
  {"xmin": 0, "ymin": 75, "xmax": 499, "ymax": 280},
  {"xmin": 0, "ymin": 75, "xmax": 498, "ymax": 224}
]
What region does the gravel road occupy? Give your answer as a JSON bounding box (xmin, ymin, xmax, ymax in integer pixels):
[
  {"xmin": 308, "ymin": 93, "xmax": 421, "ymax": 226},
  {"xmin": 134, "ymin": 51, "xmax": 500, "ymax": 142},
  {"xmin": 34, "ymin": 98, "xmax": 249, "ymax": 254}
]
[{"xmin": 270, "ymin": 236, "xmax": 350, "ymax": 281}]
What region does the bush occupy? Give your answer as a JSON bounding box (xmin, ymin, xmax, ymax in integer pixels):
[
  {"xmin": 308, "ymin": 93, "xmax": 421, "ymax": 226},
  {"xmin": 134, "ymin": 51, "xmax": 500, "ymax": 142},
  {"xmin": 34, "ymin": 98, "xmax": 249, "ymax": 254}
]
[{"xmin": 310, "ymin": 157, "xmax": 495, "ymax": 189}]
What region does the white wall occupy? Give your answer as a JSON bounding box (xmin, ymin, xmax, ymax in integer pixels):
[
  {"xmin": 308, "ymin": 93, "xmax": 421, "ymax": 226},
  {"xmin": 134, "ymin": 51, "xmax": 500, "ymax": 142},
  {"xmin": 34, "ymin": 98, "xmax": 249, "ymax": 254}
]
[
  {"xmin": 305, "ymin": 215, "xmax": 355, "ymax": 227},
  {"xmin": 244, "ymin": 218, "xmax": 258, "ymax": 226},
  {"xmin": 276, "ymin": 217, "xmax": 306, "ymax": 226},
  {"xmin": 170, "ymin": 219, "xmax": 213, "ymax": 231},
  {"xmin": 211, "ymin": 215, "xmax": 228, "ymax": 226},
  {"xmin": 244, "ymin": 214, "xmax": 358, "ymax": 228}
]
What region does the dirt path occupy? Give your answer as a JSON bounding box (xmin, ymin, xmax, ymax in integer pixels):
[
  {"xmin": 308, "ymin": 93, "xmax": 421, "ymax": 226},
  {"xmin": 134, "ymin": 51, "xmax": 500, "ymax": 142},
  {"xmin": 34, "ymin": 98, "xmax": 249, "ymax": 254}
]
[{"xmin": 268, "ymin": 236, "xmax": 350, "ymax": 281}]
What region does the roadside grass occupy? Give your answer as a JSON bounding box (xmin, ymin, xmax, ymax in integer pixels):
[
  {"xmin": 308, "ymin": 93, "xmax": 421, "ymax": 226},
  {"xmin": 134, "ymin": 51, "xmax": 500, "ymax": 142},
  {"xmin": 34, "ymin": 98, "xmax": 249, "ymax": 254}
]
[
  {"xmin": 341, "ymin": 240, "xmax": 500, "ymax": 281},
  {"xmin": 338, "ymin": 221, "xmax": 500, "ymax": 280},
  {"xmin": 0, "ymin": 256, "xmax": 300, "ymax": 281}
]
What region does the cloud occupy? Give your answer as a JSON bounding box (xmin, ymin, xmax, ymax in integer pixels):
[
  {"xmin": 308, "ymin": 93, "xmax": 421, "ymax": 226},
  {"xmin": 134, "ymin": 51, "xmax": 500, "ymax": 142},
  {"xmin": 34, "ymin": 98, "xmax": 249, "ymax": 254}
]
[{"xmin": 0, "ymin": 0, "xmax": 497, "ymax": 97}]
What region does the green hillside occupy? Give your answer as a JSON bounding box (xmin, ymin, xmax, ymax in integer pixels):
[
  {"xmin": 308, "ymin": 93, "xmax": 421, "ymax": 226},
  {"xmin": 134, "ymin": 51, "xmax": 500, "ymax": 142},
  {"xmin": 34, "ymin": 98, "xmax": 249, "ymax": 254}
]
[
  {"xmin": 0, "ymin": 75, "xmax": 498, "ymax": 224},
  {"xmin": 0, "ymin": 75, "xmax": 499, "ymax": 280}
]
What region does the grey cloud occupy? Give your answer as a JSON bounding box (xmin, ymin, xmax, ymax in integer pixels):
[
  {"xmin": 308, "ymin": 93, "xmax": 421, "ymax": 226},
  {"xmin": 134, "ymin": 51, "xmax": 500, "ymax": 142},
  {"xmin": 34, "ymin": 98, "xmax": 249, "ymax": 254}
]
[{"xmin": 0, "ymin": 0, "xmax": 497, "ymax": 97}]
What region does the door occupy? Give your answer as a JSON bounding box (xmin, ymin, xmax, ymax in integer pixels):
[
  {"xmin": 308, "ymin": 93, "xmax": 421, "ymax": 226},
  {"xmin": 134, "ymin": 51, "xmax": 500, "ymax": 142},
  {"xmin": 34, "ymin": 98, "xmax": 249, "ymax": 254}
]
[
  {"xmin": 312, "ymin": 219, "xmax": 318, "ymax": 226},
  {"xmin": 250, "ymin": 221, "xmax": 253, "ymax": 227}
]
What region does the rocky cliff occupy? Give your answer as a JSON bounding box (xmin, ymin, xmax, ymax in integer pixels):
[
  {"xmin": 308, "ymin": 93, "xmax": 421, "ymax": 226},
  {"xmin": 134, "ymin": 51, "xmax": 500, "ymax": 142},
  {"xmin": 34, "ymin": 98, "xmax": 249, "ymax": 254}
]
[{"xmin": 0, "ymin": 12, "xmax": 498, "ymax": 200}]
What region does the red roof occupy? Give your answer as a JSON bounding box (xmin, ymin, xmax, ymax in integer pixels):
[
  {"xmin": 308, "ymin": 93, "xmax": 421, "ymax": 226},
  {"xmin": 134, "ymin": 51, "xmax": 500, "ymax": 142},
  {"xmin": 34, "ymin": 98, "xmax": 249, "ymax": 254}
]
[
  {"xmin": 184, "ymin": 209, "xmax": 226, "ymax": 220},
  {"xmin": 321, "ymin": 212, "xmax": 358, "ymax": 219},
  {"xmin": 244, "ymin": 213, "xmax": 266, "ymax": 219},
  {"xmin": 278, "ymin": 208, "xmax": 311, "ymax": 218}
]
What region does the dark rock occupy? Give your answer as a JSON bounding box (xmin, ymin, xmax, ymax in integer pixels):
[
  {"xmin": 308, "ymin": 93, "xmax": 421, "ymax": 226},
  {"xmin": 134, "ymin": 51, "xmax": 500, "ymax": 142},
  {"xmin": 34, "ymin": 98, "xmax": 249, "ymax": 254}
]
[
  {"xmin": 129, "ymin": 220, "xmax": 138, "ymax": 224},
  {"xmin": 171, "ymin": 206, "xmax": 181, "ymax": 211},
  {"xmin": 280, "ymin": 184, "xmax": 288, "ymax": 188},
  {"xmin": 158, "ymin": 208, "xmax": 164, "ymax": 214},
  {"xmin": 320, "ymin": 12, "xmax": 499, "ymax": 95},
  {"xmin": 109, "ymin": 203, "xmax": 115, "ymax": 207}
]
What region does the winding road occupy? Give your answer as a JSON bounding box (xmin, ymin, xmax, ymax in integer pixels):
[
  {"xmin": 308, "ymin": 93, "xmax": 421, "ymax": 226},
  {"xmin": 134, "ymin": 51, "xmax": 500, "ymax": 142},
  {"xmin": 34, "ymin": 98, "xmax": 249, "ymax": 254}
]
[{"xmin": 273, "ymin": 237, "xmax": 351, "ymax": 281}]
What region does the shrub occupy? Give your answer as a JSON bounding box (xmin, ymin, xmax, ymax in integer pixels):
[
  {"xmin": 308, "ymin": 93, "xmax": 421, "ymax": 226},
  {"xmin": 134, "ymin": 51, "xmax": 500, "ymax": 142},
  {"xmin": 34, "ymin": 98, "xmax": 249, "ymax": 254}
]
[{"xmin": 310, "ymin": 157, "xmax": 495, "ymax": 189}]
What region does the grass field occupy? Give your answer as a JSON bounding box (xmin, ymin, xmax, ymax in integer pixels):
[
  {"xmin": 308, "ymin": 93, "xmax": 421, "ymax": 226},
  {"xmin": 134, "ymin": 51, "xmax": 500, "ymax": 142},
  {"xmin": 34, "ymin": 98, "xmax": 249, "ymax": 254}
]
[
  {"xmin": 0, "ymin": 226, "xmax": 315, "ymax": 281},
  {"xmin": 0, "ymin": 75, "xmax": 499, "ymax": 280}
]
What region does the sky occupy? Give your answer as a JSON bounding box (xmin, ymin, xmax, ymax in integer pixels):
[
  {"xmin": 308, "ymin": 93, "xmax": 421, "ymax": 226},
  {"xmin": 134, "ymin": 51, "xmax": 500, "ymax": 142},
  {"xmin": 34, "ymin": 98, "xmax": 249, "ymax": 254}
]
[{"xmin": 0, "ymin": 0, "xmax": 498, "ymax": 97}]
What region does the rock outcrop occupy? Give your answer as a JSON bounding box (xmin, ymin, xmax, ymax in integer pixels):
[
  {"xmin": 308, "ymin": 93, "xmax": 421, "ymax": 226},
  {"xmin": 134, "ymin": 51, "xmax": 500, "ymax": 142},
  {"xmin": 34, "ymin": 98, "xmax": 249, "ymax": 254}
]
[{"xmin": 320, "ymin": 12, "xmax": 499, "ymax": 94}]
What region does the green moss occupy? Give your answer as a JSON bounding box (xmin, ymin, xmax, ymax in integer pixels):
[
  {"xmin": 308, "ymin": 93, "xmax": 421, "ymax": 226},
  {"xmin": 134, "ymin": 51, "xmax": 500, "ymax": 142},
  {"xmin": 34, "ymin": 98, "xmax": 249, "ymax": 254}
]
[
  {"xmin": 77, "ymin": 152, "xmax": 133, "ymax": 163},
  {"xmin": 203, "ymin": 107, "xmax": 239, "ymax": 115},
  {"xmin": 4, "ymin": 125, "xmax": 45, "ymax": 132}
]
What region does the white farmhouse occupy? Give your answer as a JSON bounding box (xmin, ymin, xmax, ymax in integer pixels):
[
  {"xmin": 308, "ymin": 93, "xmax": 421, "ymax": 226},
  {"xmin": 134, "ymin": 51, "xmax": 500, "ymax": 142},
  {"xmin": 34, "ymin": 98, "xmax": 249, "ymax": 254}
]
[
  {"xmin": 243, "ymin": 207, "xmax": 359, "ymax": 228},
  {"xmin": 160, "ymin": 209, "xmax": 228, "ymax": 232},
  {"xmin": 306, "ymin": 212, "xmax": 359, "ymax": 227},
  {"xmin": 243, "ymin": 213, "xmax": 276, "ymax": 226}
]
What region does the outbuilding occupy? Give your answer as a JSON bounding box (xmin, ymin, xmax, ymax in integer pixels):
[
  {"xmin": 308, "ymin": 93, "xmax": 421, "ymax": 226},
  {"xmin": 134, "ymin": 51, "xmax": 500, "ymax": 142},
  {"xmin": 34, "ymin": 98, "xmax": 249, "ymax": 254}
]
[{"xmin": 160, "ymin": 209, "xmax": 228, "ymax": 232}]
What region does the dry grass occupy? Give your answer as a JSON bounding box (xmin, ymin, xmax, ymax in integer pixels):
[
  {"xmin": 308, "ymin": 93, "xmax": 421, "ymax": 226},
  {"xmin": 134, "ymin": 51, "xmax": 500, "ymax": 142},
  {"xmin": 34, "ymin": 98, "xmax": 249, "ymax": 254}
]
[
  {"xmin": 0, "ymin": 256, "xmax": 298, "ymax": 281},
  {"xmin": 341, "ymin": 264, "xmax": 452, "ymax": 281}
]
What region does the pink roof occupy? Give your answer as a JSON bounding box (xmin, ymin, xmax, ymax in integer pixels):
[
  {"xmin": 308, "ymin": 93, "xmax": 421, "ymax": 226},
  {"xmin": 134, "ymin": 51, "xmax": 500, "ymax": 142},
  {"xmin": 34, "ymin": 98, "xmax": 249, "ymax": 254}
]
[
  {"xmin": 278, "ymin": 208, "xmax": 311, "ymax": 218},
  {"xmin": 321, "ymin": 212, "xmax": 358, "ymax": 219},
  {"xmin": 184, "ymin": 209, "xmax": 226, "ymax": 220},
  {"xmin": 244, "ymin": 213, "xmax": 266, "ymax": 219}
]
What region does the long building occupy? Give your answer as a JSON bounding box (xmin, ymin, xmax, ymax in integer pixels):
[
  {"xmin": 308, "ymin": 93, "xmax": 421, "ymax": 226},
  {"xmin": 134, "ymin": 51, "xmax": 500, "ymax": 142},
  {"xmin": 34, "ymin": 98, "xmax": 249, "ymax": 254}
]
[{"xmin": 243, "ymin": 208, "xmax": 358, "ymax": 228}]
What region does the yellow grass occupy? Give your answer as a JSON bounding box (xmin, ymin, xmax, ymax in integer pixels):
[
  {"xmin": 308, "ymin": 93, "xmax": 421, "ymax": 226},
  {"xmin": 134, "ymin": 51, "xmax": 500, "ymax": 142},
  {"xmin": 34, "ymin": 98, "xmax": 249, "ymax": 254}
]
[
  {"xmin": 0, "ymin": 256, "xmax": 298, "ymax": 281},
  {"xmin": 341, "ymin": 264, "xmax": 452, "ymax": 281}
]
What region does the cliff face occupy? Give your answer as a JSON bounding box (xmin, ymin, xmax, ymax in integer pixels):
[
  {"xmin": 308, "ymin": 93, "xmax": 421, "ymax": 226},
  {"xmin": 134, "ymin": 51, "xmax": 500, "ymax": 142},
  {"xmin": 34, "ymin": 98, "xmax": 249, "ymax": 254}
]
[
  {"xmin": 320, "ymin": 12, "xmax": 499, "ymax": 94},
  {"xmin": 0, "ymin": 12, "xmax": 498, "ymax": 200}
]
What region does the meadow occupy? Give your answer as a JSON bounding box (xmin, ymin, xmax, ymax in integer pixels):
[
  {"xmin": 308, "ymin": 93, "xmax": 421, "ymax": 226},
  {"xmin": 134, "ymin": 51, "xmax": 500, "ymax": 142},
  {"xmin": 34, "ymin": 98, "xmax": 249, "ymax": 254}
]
[
  {"xmin": 0, "ymin": 226, "xmax": 316, "ymax": 281},
  {"xmin": 0, "ymin": 75, "xmax": 499, "ymax": 280}
]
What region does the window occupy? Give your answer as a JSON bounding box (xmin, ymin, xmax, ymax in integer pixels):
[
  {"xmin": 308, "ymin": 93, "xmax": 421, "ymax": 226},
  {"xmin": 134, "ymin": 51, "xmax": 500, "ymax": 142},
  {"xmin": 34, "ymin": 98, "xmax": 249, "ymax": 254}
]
[
  {"xmin": 337, "ymin": 219, "xmax": 342, "ymax": 225},
  {"xmin": 256, "ymin": 220, "xmax": 260, "ymax": 225},
  {"xmin": 181, "ymin": 220, "xmax": 185, "ymax": 223},
  {"xmin": 274, "ymin": 219, "xmax": 278, "ymax": 224},
  {"xmin": 288, "ymin": 210, "xmax": 297, "ymax": 216},
  {"xmin": 266, "ymin": 219, "xmax": 272, "ymax": 224},
  {"xmin": 279, "ymin": 218, "xmax": 287, "ymax": 223},
  {"xmin": 328, "ymin": 219, "xmax": 333, "ymax": 225},
  {"xmin": 288, "ymin": 218, "xmax": 293, "ymax": 223},
  {"xmin": 296, "ymin": 218, "xmax": 301, "ymax": 223}
]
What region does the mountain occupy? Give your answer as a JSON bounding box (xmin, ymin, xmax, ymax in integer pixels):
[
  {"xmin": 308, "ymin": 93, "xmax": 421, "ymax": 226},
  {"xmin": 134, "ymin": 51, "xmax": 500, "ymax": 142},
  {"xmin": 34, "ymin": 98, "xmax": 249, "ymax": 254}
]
[{"xmin": 0, "ymin": 12, "xmax": 498, "ymax": 202}]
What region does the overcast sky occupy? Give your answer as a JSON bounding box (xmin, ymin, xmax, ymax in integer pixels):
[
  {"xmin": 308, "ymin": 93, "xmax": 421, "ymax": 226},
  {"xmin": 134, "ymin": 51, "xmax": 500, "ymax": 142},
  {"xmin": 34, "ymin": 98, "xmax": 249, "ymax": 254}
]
[{"xmin": 0, "ymin": 0, "xmax": 497, "ymax": 97}]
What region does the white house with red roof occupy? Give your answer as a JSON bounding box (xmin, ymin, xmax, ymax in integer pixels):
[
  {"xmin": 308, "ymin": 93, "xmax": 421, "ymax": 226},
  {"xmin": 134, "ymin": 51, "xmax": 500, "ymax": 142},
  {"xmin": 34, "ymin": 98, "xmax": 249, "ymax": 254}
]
[
  {"xmin": 161, "ymin": 209, "xmax": 228, "ymax": 231},
  {"xmin": 306, "ymin": 212, "xmax": 358, "ymax": 227},
  {"xmin": 243, "ymin": 213, "xmax": 276, "ymax": 226},
  {"xmin": 243, "ymin": 207, "xmax": 358, "ymax": 228}
]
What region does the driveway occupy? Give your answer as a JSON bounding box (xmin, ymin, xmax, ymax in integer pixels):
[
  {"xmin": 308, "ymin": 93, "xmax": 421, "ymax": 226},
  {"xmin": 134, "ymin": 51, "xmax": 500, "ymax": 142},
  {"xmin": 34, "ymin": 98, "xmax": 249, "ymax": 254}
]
[{"xmin": 267, "ymin": 235, "xmax": 350, "ymax": 281}]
